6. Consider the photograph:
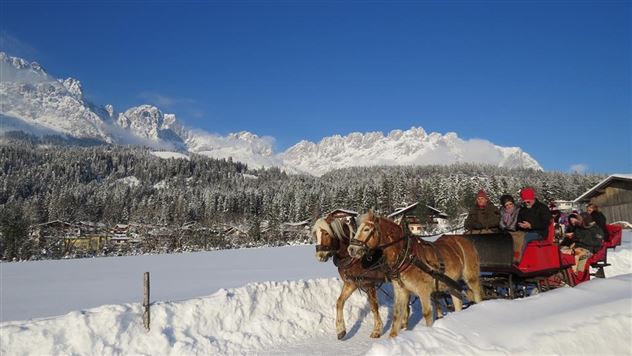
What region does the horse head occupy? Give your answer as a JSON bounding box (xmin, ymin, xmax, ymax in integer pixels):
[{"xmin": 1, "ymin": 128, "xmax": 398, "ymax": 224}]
[
  {"xmin": 348, "ymin": 211, "xmax": 381, "ymax": 258},
  {"xmin": 349, "ymin": 212, "xmax": 405, "ymax": 259},
  {"xmin": 312, "ymin": 216, "xmax": 356, "ymax": 262}
]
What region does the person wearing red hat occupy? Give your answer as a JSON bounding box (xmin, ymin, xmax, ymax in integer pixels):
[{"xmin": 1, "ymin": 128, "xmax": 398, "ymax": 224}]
[
  {"xmin": 464, "ymin": 189, "xmax": 500, "ymax": 233},
  {"xmin": 515, "ymin": 187, "xmax": 552, "ymax": 261}
]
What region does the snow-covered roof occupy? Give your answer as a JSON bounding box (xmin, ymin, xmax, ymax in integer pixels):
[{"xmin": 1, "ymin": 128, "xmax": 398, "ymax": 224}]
[
  {"xmin": 426, "ymin": 205, "xmax": 448, "ymax": 217},
  {"xmin": 388, "ymin": 203, "xmax": 419, "ymax": 218},
  {"xmin": 327, "ymin": 209, "xmax": 358, "ymax": 217},
  {"xmin": 388, "ymin": 203, "xmax": 448, "ymax": 218},
  {"xmin": 31, "ymin": 220, "xmax": 75, "ymax": 228},
  {"xmin": 282, "ymin": 220, "xmax": 311, "ymax": 227},
  {"xmin": 574, "ymin": 174, "xmax": 632, "ymax": 202}
]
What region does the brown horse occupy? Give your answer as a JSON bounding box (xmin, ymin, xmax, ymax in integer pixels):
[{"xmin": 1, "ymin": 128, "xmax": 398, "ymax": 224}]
[
  {"xmin": 312, "ymin": 213, "xmax": 388, "ymax": 340},
  {"xmin": 348, "ymin": 212, "xmax": 482, "ymax": 337}
]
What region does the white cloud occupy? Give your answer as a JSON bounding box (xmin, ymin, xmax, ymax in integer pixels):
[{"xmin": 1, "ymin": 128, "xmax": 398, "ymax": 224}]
[
  {"xmin": 138, "ymin": 91, "xmax": 195, "ymax": 108},
  {"xmin": 570, "ymin": 163, "xmax": 588, "ymax": 173},
  {"xmin": 0, "ymin": 32, "xmax": 38, "ymax": 59}
]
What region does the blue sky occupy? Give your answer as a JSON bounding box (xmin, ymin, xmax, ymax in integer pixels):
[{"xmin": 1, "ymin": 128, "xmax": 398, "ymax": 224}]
[{"xmin": 1, "ymin": 1, "xmax": 630, "ymax": 174}]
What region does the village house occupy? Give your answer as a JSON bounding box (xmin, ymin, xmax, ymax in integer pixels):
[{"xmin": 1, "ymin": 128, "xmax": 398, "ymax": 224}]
[
  {"xmin": 281, "ymin": 219, "xmax": 311, "ymax": 239},
  {"xmin": 575, "ymin": 174, "xmax": 632, "ymax": 223},
  {"xmin": 389, "ymin": 203, "xmax": 449, "ymax": 235},
  {"xmin": 29, "ymin": 220, "xmax": 109, "ymax": 255}
]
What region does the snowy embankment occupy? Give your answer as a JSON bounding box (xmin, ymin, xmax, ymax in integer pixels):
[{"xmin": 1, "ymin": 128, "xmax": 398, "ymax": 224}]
[{"xmin": 1, "ymin": 232, "xmax": 631, "ymax": 355}]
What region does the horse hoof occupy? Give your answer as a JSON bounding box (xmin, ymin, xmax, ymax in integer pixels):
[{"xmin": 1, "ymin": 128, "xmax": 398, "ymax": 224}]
[
  {"xmin": 370, "ymin": 331, "xmax": 381, "ymax": 338},
  {"xmin": 337, "ymin": 331, "xmax": 346, "ymax": 340}
]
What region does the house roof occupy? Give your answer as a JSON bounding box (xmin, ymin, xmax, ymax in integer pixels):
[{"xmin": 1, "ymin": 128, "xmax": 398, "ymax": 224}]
[
  {"xmin": 574, "ymin": 174, "xmax": 632, "ymax": 203},
  {"xmin": 282, "ymin": 220, "xmax": 311, "ymax": 227},
  {"xmin": 388, "ymin": 203, "xmax": 448, "ymax": 219},
  {"xmin": 426, "ymin": 205, "xmax": 448, "ymax": 218},
  {"xmin": 327, "ymin": 209, "xmax": 358, "ymax": 217},
  {"xmin": 31, "ymin": 220, "xmax": 75, "ymax": 228},
  {"xmin": 388, "ymin": 203, "xmax": 419, "ymax": 218}
]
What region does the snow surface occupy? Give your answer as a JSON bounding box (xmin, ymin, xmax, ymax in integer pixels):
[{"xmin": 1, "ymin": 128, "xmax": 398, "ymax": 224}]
[
  {"xmin": 150, "ymin": 151, "xmax": 190, "ymax": 160},
  {"xmin": 116, "ymin": 176, "xmax": 141, "ymax": 187},
  {"xmin": 1, "ymin": 232, "xmax": 631, "ymax": 355}
]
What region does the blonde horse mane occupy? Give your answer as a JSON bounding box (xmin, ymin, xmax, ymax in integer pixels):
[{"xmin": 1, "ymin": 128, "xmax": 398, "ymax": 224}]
[
  {"xmin": 313, "ymin": 217, "xmax": 335, "ymax": 244},
  {"xmin": 313, "ymin": 215, "xmax": 357, "ymax": 242}
]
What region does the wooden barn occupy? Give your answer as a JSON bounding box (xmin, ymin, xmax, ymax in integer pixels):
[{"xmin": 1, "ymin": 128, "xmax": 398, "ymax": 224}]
[{"xmin": 574, "ymin": 174, "xmax": 632, "ymax": 223}]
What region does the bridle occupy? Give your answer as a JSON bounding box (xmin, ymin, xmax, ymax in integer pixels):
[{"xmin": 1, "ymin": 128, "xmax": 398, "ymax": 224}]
[
  {"xmin": 315, "ymin": 227, "xmax": 340, "ymax": 253},
  {"xmin": 350, "ymin": 218, "xmax": 406, "ymax": 253},
  {"xmin": 315, "ymin": 216, "xmax": 356, "ymax": 253}
]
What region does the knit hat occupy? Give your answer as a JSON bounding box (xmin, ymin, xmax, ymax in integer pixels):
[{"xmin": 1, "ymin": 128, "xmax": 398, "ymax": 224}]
[
  {"xmin": 500, "ymin": 194, "xmax": 514, "ymax": 206},
  {"xmin": 520, "ymin": 187, "xmax": 536, "ymax": 201},
  {"xmin": 476, "ymin": 189, "xmax": 488, "ymax": 200}
]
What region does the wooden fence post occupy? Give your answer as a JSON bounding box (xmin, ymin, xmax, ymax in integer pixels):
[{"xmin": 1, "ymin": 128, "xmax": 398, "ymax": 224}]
[{"xmin": 143, "ymin": 272, "xmax": 150, "ymax": 331}]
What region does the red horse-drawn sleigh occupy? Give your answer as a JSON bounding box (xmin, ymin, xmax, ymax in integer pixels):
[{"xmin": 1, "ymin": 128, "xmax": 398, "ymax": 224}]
[{"xmin": 451, "ymin": 222, "xmax": 623, "ymax": 298}]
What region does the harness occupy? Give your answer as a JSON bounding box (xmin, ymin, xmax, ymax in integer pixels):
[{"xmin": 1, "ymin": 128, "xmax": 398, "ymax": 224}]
[
  {"xmin": 319, "ymin": 215, "xmax": 387, "ymax": 285},
  {"xmin": 352, "ymin": 218, "xmax": 467, "ymax": 301}
]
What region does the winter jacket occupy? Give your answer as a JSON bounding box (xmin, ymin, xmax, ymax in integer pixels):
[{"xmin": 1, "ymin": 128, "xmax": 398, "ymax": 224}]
[
  {"xmin": 573, "ymin": 223, "xmax": 605, "ymax": 252},
  {"xmin": 590, "ymin": 211, "xmax": 609, "ymax": 240},
  {"xmin": 517, "ymin": 199, "xmax": 552, "ymax": 239},
  {"xmin": 499, "ymin": 206, "xmax": 520, "ymax": 231},
  {"xmin": 465, "ymin": 203, "xmax": 500, "ymax": 231}
]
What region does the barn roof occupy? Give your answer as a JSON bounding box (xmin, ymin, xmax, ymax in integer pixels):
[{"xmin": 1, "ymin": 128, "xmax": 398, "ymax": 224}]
[
  {"xmin": 574, "ymin": 174, "xmax": 632, "ymax": 203},
  {"xmin": 388, "ymin": 203, "xmax": 448, "ymax": 219},
  {"xmin": 327, "ymin": 209, "xmax": 358, "ymax": 217},
  {"xmin": 388, "ymin": 203, "xmax": 419, "ymax": 218}
]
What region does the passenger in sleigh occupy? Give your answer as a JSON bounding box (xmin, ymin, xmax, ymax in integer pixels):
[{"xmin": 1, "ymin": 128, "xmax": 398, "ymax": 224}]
[
  {"xmin": 499, "ymin": 194, "xmax": 519, "ymax": 231},
  {"xmin": 549, "ymin": 202, "xmax": 566, "ymax": 242},
  {"xmin": 514, "ymin": 187, "xmax": 552, "ymax": 263},
  {"xmin": 560, "ymin": 212, "xmax": 605, "ymax": 273},
  {"xmin": 586, "ymin": 203, "xmax": 610, "ymax": 241},
  {"xmin": 498, "ymin": 194, "xmax": 524, "ymax": 262},
  {"xmin": 464, "ymin": 189, "xmax": 500, "ymax": 233}
]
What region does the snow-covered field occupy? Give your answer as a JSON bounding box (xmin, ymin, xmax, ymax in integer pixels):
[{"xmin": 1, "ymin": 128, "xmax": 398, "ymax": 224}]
[{"xmin": 1, "ymin": 232, "xmax": 631, "ymax": 355}]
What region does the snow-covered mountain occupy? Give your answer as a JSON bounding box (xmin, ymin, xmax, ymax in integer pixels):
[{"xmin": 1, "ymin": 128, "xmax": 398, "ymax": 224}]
[
  {"xmin": 186, "ymin": 130, "xmax": 285, "ymax": 170},
  {"xmin": 281, "ymin": 128, "xmax": 542, "ymax": 176},
  {"xmin": 116, "ymin": 105, "xmax": 187, "ymax": 148},
  {"xmin": 0, "ymin": 53, "xmax": 113, "ymax": 142},
  {"xmin": 0, "ymin": 52, "xmax": 186, "ymax": 149},
  {"xmin": 0, "ymin": 52, "xmax": 542, "ymax": 175}
]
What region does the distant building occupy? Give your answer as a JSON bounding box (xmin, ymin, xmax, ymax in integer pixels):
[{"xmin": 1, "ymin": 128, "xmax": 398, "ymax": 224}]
[
  {"xmin": 279, "ymin": 219, "xmax": 311, "ymax": 240},
  {"xmin": 30, "ymin": 220, "xmax": 79, "ymax": 241},
  {"xmin": 389, "ymin": 203, "xmax": 448, "ymax": 235},
  {"xmin": 106, "ymin": 224, "xmax": 129, "ymax": 245},
  {"xmin": 30, "ymin": 220, "xmax": 108, "ymax": 254},
  {"xmin": 551, "ymin": 200, "xmax": 575, "ymax": 212},
  {"xmin": 326, "ymin": 209, "xmax": 358, "ymax": 219},
  {"xmin": 574, "ymin": 174, "xmax": 632, "ymax": 223}
]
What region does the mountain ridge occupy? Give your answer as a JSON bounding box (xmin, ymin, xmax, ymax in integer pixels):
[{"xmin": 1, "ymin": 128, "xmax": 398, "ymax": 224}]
[{"xmin": 0, "ymin": 52, "xmax": 542, "ymax": 175}]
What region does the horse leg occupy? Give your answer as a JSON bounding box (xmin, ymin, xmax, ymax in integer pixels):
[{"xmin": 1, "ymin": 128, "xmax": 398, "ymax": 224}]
[
  {"xmin": 409, "ymin": 282, "xmax": 434, "ymax": 327},
  {"xmin": 451, "ymin": 293, "xmax": 463, "ymax": 312},
  {"xmin": 462, "ymin": 257, "xmax": 483, "ymax": 304},
  {"xmin": 466, "ymin": 275, "xmax": 483, "ymax": 304},
  {"xmin": 397, "ymin": 288, "xmax": 411, "ymax": 332},
  {"xmin": 367, "ymin": 286, "xmax": 383, "ymax": 338},
  {"xmin": 336, "ymin": 281, "xmax": 357, "ymax": 340},
  {"xmin": 457, "ymin": 237, "xmax": 483, "ymax": 304},
  {"xmin": 389, "ymin": 282, "xmax": 408, "ymax": 337}
]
